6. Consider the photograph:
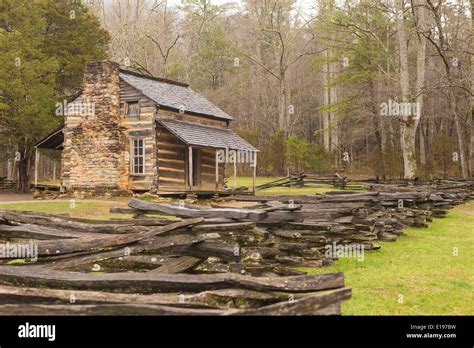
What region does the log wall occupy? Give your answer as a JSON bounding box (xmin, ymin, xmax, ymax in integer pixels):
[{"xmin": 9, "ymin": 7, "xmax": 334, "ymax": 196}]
[
  {"xmin": 199, "ymin": 148, "xmax": 225, "ymax": 190},
  {"xmin": 158, "ymin": 109, "xmax": 228, "ymax": 129},
  {"xmin": 156, "ymin": 125, "xmax": 187, "ymax": 190},
  {"xmin": 119, "ymin": 80, "xmax": 158, "ymax": 191}
]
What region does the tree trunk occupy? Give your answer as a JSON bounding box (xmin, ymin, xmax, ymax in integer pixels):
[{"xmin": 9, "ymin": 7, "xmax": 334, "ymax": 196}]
[
  {"xmin": 278, "ymin": 78, "xmax": 288, "ymax": 132},
  {"xmin": 415, "ymin": 0, "xmax": 427, "ymax": 177},
  {"xmin": 322, "ymin": 50, "xmax": 331, "ymax": 151},
  {"xmin": 369, "ymin": 77, "xmax": 386, "ymax": 179},
  {"xmin": 399, "ymin": 121, "xmax": 417, "ymax": 178},
  {"xmin": 470, "ymin": 0, "xmax": 474, "ymax": 176},
  {"xmin": 448, "ymin": 88, "xmax": 470, "ymax": 178},
  {"xmin": 419, "ymin": 124, "xmax": 426, "ymax": 172},
  {"xmin": 330, "ymin": 60, "xmax": 339, "ymax": 168},
  {"xmin": 16, "ymin": 149, "xmax": 31, "ymax": 193},
  {"xmin": 396, "ymin": 0, "xmax": 417, "ymax": 179},
  {"xmin": 396, "ymin": 0, "xmax": 427, "ymax": 179},
  {"xmin": 426, "ymin": 112, "xmax": 434, "ymax": 179}
]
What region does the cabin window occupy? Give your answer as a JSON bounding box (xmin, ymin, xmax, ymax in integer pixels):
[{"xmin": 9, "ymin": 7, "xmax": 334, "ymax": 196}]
[
  {"xmin": 127, "ymin": 102, "xmax": 140, "ymax": 117},
  {"xmin": 131, "ymin": 139, "xmax": 145, "ymax": 175}
]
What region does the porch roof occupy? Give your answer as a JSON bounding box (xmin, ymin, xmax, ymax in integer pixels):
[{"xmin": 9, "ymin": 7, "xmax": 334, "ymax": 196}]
[
  {"xmin": 34, "ymin": 127, "xmax": 64, "ymax": 150},
  {"xmin": 156, "ymin": 118, "xmax": 258, "ymax": 152}
]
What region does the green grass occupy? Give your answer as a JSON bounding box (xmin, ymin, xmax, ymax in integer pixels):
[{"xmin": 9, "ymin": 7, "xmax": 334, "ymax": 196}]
[
  {"xmin": 236, "ymin": 176, "xmax": 340, "ymax": 195},
  {"xmin": 0, "ymin": 201, "xmax": 180, "ymax": 221},
  {"xmin": 0, "ymin": 201, "xmax": 129, "ymax": 219},
  {"xmin": 301, "ymin": 202, "xmax": 474, "ymax": 315},
  {"xmin": 6, "ymin": 259, "xmax": 27, "ymax": 265}
]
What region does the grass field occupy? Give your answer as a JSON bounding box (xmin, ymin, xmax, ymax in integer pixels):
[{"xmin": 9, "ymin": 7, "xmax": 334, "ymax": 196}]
[
  {"xmin": 303, "ymin": 201, "xmax": 474, "ymax": 315},
  {"xmin": 0, "ymin": 179, "xmax": 472, "ymax": 315},
  {"xmin": 236, "ymin": 176, "xmax": 339, "ymax": 195},
  {"xmin": 0, "ymin": 201, "xmax": 130, "ymax": 220}
]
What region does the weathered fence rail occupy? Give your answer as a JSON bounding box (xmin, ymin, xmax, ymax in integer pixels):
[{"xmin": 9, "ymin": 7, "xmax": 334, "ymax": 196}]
[
  {"xmin": 0, "ymin": 210, "xmax": 352, "ymax": 315},
  {"xmin": 0, "ymin": 177, "xmax": 16, "ymax": 190},
  {"xmin": 256, "ymin": 172, "xmax": 363, "ymax": 191},
  {"xmin": 257, "ymin": 172, "xmax": 474, "ymax": 192},
  {"xmin": 116, "ymin": 181, "xmax": 473, "ymax": 268},
  {"xmin": 0, "ymin": 180, "xmax": 472, "ymax": 315}
]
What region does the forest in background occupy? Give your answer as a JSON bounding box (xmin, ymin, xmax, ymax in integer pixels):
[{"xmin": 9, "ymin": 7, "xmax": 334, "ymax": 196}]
[
  {"xmin": 89, "ymin": 0, "xmax": 474, "ymax": 179},
  {"xmin": 1, "ymin": 0, "xmax": 473, "ymax": 192}
]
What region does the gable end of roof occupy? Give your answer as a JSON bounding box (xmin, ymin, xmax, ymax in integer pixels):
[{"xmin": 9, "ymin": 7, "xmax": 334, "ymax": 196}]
[{"xmin": 119, "ymin": 71, "xmax": 233, "ymax": 121}]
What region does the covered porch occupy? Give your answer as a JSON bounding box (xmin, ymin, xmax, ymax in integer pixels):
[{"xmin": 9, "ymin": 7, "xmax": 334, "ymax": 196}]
[
  {"xmin": 156, "ymin": 119, "xmax": 258, "ymax": 194},
  {"xmin": 32, "ymin": 127, "xmax": 64, "ymax": 190}
]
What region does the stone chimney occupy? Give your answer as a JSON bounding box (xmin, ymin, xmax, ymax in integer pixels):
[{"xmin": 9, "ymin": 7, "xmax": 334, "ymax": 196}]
[
  {"xmin": 82, "ymin": 61, "xmax": 121, "ymax": 126},
  {"xmin": 63, "ymin": 61, "xmax": 126, "ymax": 191}
]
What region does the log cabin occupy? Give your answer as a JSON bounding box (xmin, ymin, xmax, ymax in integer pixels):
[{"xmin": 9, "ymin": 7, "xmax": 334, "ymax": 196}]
[{"xmin": 34, "ymin": 61, "xmax": 258, "ymax": 194}]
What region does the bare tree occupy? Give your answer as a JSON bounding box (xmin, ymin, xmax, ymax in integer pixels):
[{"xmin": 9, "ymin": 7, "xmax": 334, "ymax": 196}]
[
  {"xmin": 470, "ymin": 0, "xmax": 474, "ymax": 175},
  {"xmin": 422, "ymin": 0, "xmax": 471, "ymax": 178},
  {"xmin": 239, "ymin": 0, "xmax": 321, "ymax": 133}
]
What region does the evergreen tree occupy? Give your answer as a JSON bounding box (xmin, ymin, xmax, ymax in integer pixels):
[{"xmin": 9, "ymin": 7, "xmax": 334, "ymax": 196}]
[{"xmin": 0, "ymin": 0, "xmax": 109, "ymax": 192}]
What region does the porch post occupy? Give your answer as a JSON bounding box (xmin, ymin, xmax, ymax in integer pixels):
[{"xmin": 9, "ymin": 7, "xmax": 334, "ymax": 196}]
[
  {"xmin": 252, "ymin": 151, "xmax": 257, "ymax": 195},
  {"xmin": 34, "ymin": 147, "xmax": 39, "ymax": 187},
  {"xmin": 215, "ymin": 149, "xmax": 219, "ymax": 190},
  {"xmin": 7, "ymin": 159, "xmax": 12, "ymax": 180},
  {"xmin": 188, "ymin": 146, "xmax": 193, "ymax": 189}
]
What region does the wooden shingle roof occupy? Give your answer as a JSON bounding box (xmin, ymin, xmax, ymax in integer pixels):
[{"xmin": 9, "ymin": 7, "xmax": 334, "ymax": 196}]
[
  {"xmin": 157, "ymin": 118, "xmax": 257, "ymax": 152},
  {"xmin": 120, "ymin": 71, "xmax": 233, "ymax": 121}
]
